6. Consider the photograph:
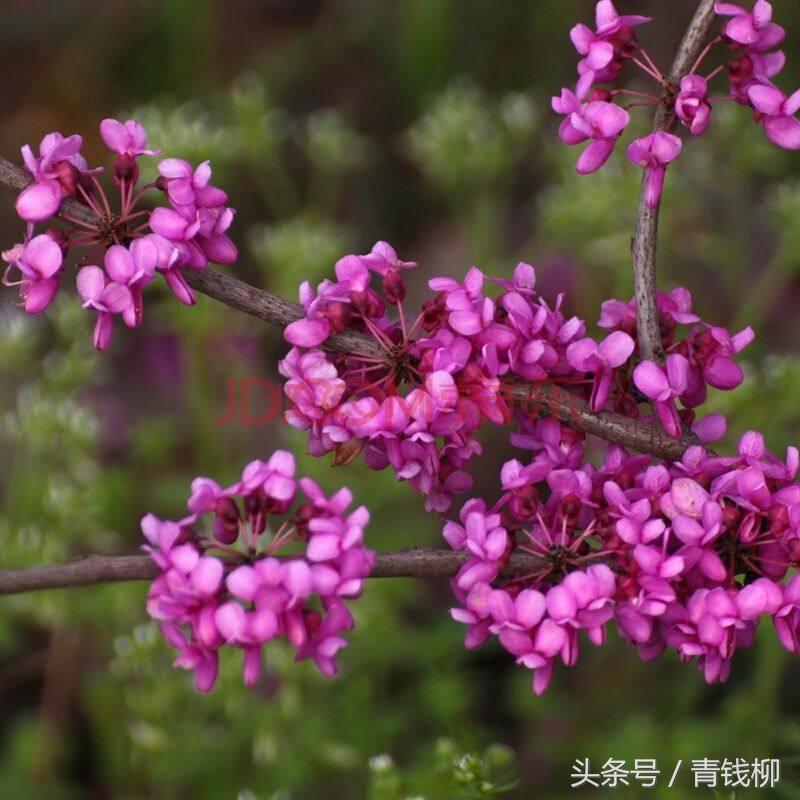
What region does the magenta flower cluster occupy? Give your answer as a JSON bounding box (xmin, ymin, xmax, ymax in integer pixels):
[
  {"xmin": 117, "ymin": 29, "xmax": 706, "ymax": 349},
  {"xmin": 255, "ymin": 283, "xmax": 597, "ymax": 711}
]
[
  {"xmin": 446, "ymin": 425, "xmax": 800, "ymax": 692},
  {"xmin": 281, "ymin": 244, "xmax": 750, "ymax": 515},
  {"xmin": 2, "ymin": 120, "xmax": 236, "ymax": 349},
  {"xmin": 553, "ymin": 1, "xmax": 799, "ymax": 206},
  {"xmin": 143, "ymin": 451, "xmax": 373, "ymax": 692},
  {"xmin": 276, "ymin": 239, "xmax": 800, "ymax": 693}
]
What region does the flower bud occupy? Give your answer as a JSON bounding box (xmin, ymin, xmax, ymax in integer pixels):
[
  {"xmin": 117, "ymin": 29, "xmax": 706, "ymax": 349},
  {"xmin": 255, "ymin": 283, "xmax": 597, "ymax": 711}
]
[
  {"xmin": 351, "ymin": 287, "xmax": 385, "ymax": 319},
  {"xmin": 113, "ymin": 153, "xmax": 139, "ymax": 186},
  {"xmin": 322, "ymin": 300, "xmax": 351, "ymax": 333},
  {"xmin": 381, "ymin": 270, "xmax": 406, "ymax": 304},
  {"xmin": 44, "ymin": 227, "xmax": 70, "ymax": 256},
  {"xmin": 589, "ymin": 88, "xmax": 614, "ymax": 102},
  {"xmin": 213, "ymin": 496, "xmax": 241, "ymax": 544},
  {"xmin": 52, "ymin": 160, "xmax": 79, "ymax": 197}
]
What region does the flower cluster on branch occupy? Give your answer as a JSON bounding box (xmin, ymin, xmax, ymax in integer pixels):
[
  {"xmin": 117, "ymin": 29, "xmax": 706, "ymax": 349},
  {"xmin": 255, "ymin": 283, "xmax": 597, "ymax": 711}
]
[
  {"xmin": 280, "ymin": 243, "xmax": 749, "ymax": 514},
  {"xmin": 143, "ymin": 451, "xmax": 373, "ymax": 691},
  {"xmin": 3, "ymin": 119, "xmax": 236, "ymax": 349},
  {"xmin": 554, "ymin": 0, "xmax": 799, "ymax": 206},
  {"xmin": 1, "ymin": 0, "xmax": 800, "ymax": 699}
]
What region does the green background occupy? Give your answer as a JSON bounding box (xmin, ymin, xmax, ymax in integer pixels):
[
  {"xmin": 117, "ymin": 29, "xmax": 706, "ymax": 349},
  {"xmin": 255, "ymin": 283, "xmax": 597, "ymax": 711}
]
[{"xmin": 1, "ymin": 1, "xmax": 800, "ymax": 797}]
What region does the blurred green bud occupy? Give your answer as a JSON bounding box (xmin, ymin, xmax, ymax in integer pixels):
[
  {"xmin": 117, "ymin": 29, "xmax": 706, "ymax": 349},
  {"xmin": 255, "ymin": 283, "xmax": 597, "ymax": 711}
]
[{"xmin": 303, "ymin": 109, "xmax": 372, "ymax": 174}]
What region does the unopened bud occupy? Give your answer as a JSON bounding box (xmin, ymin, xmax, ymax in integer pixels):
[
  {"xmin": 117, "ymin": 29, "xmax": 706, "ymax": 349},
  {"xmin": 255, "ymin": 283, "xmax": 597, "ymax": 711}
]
[
  {"xmin": 322, "ymin": 300, "xmax": 351, "ymax": 333},
  {"xmin": 213, "ymin": 496, "xmax": 241, "ymax": 545},
  {"xmin": 44, "ymin": 228, "xmax": 70, "ymax": 255},
  {"xmin": 381, "ymin": 270, "xmax": 406, "ymax": 304},
  {"xmin": 52, "ymin": 160, "xmax": 79, "ymax": 197},
  {"xmin": 113, "ymin": 153, "xmax": 139, "ymax": 186},
  {"xmin": 589, "ymin": 88, "xmax": 614, "ymax": 102}
]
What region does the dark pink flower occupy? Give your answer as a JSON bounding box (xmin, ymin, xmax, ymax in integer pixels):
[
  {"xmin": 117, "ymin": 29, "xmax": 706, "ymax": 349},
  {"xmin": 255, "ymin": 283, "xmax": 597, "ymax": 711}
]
[
  {"xmin": 570, "ymin": 1, "xmax": 650, "ymax": 82},
  {"xmin": 676, "ymin": 75, "xmax": 713, "ymax": 135},
  {"xmin": 16, "ymin": 132, "xmax": 96, "ymax": 222},
  {"xmin": 553, "ymin": 75, "xmax": 630, "ymax": 174},
  {"xmin": 627, "ymin": 132, "xmax": 683, "ymax": 208},
  {"xmin": 633, "ymin": 354, "xmax": 689, "ymax": 437},
  {"xmin": 1, "ymin": 234, "xmax": 63, "ymax": 314},
  {"xmin": 715, "ymin": 1, "xmax": 785, "ymax": 52},
  {"xmin": 747, "ymin": 83, "xmax": 800, "ymax": 150},
  {"xmin": 566, "ymin": 330, "xmax": 634, "ymax": 411}
]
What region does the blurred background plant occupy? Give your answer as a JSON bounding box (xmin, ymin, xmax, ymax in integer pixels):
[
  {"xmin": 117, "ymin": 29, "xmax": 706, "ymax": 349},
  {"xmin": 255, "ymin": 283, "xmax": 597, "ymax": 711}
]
[{"xmin": 2, "ymin": 0, "xmax": 800, "ymax": 797}]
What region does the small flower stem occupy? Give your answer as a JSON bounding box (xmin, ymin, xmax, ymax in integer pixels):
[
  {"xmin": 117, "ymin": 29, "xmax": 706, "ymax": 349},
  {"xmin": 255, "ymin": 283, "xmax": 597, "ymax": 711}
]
[
  {"xmin": 60, "ymin": 214, "xmax": 99, "ymax": 231},
  {"xmin": 614, "ymin": 89, "xmax": 663, "ymax": 102},
  {"xmin": 705, "ymin": 63, "xmax": 727, "ymax": 82},
  {"xmin": 689, "ymin": 36, "xmax": 720, "ymax": 74},
  {"xmin": 631, "ymin": 0, "xmax": 717, "ymax": 365},
  {"xmin": 631, "ymin": 57, "xmax": 663, "ymax": 83},
  {"xmin": 638, "ymin": 48, "xmax": 666, "ymax": 81}
]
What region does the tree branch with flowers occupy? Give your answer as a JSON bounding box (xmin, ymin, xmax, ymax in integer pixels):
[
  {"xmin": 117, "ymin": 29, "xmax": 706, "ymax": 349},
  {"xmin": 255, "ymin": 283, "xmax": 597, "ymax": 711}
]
[{"xmin": 2, "ymin": 0, "xmax": 800, "ymax": 694}]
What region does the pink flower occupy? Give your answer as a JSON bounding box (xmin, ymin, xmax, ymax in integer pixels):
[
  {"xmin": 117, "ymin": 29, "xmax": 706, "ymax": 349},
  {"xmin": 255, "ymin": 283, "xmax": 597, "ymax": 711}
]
[
  {"xmin": 294, "ymin": 600, "xmax": 355, "ymax": 677},
  {"xmin": 144, "ymin": 454, "xmax": 374, "ymax": 690},
  {"xmin": 150, "ymin": 158, "xmax": 237, "ymax": 269},
  {"xmin": 488, "ymin": 588, "xmax": 547, "ymax": 654},
  {"xmin": 552, "ymin": 75, "xmax": 630, "ymax": 174},
  {"xmin": 76, "ymin": 266, "xmax": 134, "ymax": 350},
  {"xmin": 1, "ymin": 234, "xmax": 64, "ymax": 314},
  {"xmin": 566, "ymin": 330, "xmax": 634, "ymax": 411},
  {"xmin": 727, "ymin": 51, "xmax": 785, "ymax": 104},
  {"xmin": 570, "ymin": 1, "xmax": 650, "ymax": 82},
  {"xmin": 603, "ymin": 481, "xmax": 665, "ymax": 545},
  {"xmin": 100, "ymin": 118, "xmax": 160, "ymax": 157},
  {"xmin": 666, "ymin": 587, "xmax": 752, "ymax": 683},
  {"xmin": 626, "ymin": 132, "xmax": 683, "ymax": 208},
  {"xmin": 16, "ymin": 132, "xmax": 95, "ymax": 222},
  {"xmin": 675, "ymin": 75, "xmax": 712, "ymax": 135},
  {"xmin": 632, "ymin": 354, "xmax": 690, "ymax": 437},
  {"xmin": 715, "ymin": 1, "xmax": 785, "ymax": 52},
  {"xmin": 429, "ymin": 267, "xmax": 493, "ymax": 336},
  {"xmin": 102, "ymin": 238, "xmax": 158, "ymax": 328},
  {"xmin": 747, "ymin": 83, "xmax": 800, "ymax": 150}
]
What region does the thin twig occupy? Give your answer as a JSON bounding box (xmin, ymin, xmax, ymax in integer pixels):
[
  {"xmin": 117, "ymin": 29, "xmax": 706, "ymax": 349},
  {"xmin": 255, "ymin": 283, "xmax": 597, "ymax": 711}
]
[
  {"xmin": 0, "ymin": 156, "xmax": 699, "ymax": 459},
  {"xmin": 631, "ymin": 0, "xmax": 716, "ymax": 363},
  {"xmin": 0, "ymin": 550, "xmax": 546, "ymax": 594}
]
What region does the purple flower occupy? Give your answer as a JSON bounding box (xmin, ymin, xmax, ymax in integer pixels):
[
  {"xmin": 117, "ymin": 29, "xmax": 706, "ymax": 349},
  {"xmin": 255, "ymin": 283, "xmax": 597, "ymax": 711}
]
[
  {"xmin": 632, "ymin": 354, "xmax": 689, "ymax": 437},
  {"xmin": 150, "ymin": 158, "xmax": 237, "ymax": 269},
  {"xmin": 16, "ymin": 132, "xmax": 96, "ymax": 222},
  {"xmin": 715, "ymin": 1, "xmax": 785, "ymax": 52},
  {"xmin": 294, "ymin": 600, "xmax": 355, "ymax": 677},
  {"xmin": 566, "ymin": 330, "xmax": 634, "ymax": 411},
  {"xmin": 747, "ymin": 83, "xmax": 800, "ymax": 150},
  {"xmin": 76, "ymin": 266, "xmax": 133, "ymax": 350},
  {"xmin": 488, "ymin": 588, "xmax": 547, "ymax": 654},
  {"xmin": 443, "ymin": 500, "xmax": 508, "ymax": 591},
  {"xmin": 675, "ymin": 76, "xmax": 712, "ymax": 135},
  {"xmin": 1, "ymin": 234, "xmax": 64, "ymax": 314},
  {"xmin": 570, "ymin": 1, "xmax": 650, "ymax": 82},
  {"xmin": 666, "ymin": 587, "xmax": 752, "ymax": 683},
  {"xmin": 429, "ymin": 267, "xmax": 494, "ymax": 336},
  {"xmin": 100, "ymin": 118, "xmax": 160, "ymax": 157},
  {"xmin": 626, "ymin": 132, "xmax": 683, "ymax": 208},
  {"xmin": 727, "ymin": 51, "xmax": 786, "ymax": 104},
  {"xmin": 144, "ymin": 454, "xmax": 374, "ymax": 690},
  {"xmin": 603, "ymin": 481, "xmax": 665, "ymax": 544},
  {"xmin": 552, "ymin": 75, "xmax": 630, "ymax": 174},
  {"xmin": 103, "ymin": 238, "xmax": 158, "ymax": 327}
]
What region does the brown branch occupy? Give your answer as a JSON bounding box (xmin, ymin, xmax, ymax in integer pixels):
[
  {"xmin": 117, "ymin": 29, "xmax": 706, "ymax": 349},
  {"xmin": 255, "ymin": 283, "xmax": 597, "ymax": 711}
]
[
  {"xmin": 0, "ymin": 154, "xmax": 699, "ymax": 459},
  {"xmin": 631, "ymin": 0, "xmax": 716, "ymax": 363},
  {"xmin": 0, "ymin": 549, "xmax": 546, "ymax": 595},
  {"xmin": 514, "ymin": 381, "xmax": 696, "ymax": 461}
]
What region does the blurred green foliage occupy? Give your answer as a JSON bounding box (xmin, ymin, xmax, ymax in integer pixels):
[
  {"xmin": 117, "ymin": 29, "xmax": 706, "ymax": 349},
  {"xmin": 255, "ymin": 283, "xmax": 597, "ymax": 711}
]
[{"xmin": 2, "ymin": 1, "xmax": 800, "ymax": 798}]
